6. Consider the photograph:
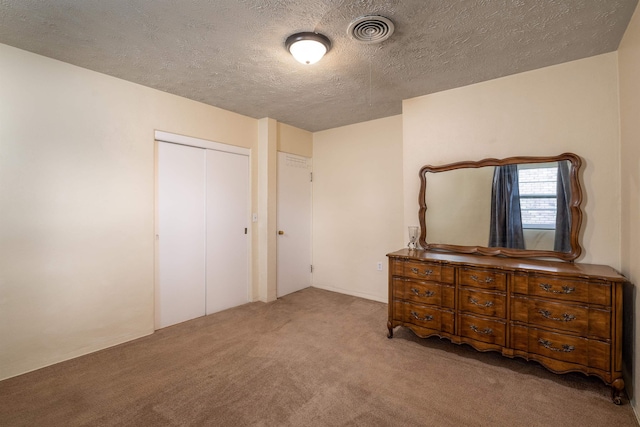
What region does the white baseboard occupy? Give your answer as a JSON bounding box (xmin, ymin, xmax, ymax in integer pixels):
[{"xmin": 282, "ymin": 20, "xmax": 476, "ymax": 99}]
[
  {"xmin": 311, "ymin": 284, "xmax": 388, "ymax": 304},
  {"xmin": 0, "ymin": 330, "xmax": 153, "ymax": 382}
]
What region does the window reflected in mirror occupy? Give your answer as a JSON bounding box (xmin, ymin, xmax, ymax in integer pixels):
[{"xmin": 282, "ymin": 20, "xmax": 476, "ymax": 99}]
[{"xmin": 518, "ymin": 163, "xmax": 558, "ymax": 230}]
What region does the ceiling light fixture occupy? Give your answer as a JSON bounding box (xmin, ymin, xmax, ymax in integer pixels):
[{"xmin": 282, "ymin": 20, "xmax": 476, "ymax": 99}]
[{"xmin": 285, "ymin": 32, "xmax": 331, "ymax": 65}]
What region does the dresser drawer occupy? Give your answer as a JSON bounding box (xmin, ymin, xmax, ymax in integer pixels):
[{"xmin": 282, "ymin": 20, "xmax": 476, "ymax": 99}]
[
  {"xmin": 403, "ymin": 261, "xmax": 454, "ymax": 284},
  {"xmin": 511, "ymin": 325, "xmax": 610, "ymax": 372},
  {"xmin": 459, "ymin": 314, "xmax": 506, "ymax": 346},
  {"xmin": 518, "ymin": 275, "xmax": 611, "ymax": 306},
  {"xmin": 511, "ymin": 296, "xmax": 610, "ymax": 340},
  {"xmin": 459, "ymin": 288, "xmax": 506, "ymax": 318},
  {"xmin": 396, "ymin": 301, "xmax": 454, "ymax": 334},
  {"xmin": 404, "ymin": 279, "xmax": 454, "ymax": 309},
  {"xmin": 459, "ymin": 267, "xmax": 507, "ymax": 291}
]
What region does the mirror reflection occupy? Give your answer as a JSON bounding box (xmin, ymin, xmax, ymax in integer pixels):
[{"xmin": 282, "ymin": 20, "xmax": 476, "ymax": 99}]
[{"xmin": 420, "ymin": 154, "xmax": 582, "ymax": 260}]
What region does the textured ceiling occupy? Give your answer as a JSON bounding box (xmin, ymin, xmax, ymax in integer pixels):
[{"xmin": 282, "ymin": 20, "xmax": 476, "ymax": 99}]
[{"xmin": 0, "ymin": 0, "xmax": 637, "ymax": 132}]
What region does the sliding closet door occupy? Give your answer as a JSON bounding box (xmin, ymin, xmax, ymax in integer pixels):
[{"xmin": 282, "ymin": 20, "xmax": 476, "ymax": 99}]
[
  {"xmin": 205, "ymin": 150, "xmax": 249, "ymax": 314},
  {"xmin": 156, "ymin": 142, "xmax": 206, "ymax": 329}
]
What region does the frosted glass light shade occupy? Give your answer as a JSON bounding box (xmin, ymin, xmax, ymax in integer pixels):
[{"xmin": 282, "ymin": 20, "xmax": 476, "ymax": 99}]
[
  {"xmin": 289, "ymin": 40, "xmax": 327, "ymax": 64},
  {"xmin": 286, "ymin": 32, "xmax": 331, "ymax": 65}
]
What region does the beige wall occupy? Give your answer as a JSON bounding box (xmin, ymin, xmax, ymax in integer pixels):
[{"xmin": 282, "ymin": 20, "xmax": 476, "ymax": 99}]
[
  {"xmin": 312, "ymin": 115, "xmax": 403, "ymax": 302},
  {"xmin": 619, "ymin": 3, "xmax": 640, "ymax": 414},
  {"xmin": 403, "ymin": 53, "xmax": 622, "ymax": 267},
  {"xmin": 0, "ymin": 43, "xmax": 260, "ymax": 380},
  {"xmin": 257, "ymin": 118, "xmax": 278, "ymax": 303},
  {"xmin": 277, "ymin": 122, "xmax": 312, "ymax": 157}
]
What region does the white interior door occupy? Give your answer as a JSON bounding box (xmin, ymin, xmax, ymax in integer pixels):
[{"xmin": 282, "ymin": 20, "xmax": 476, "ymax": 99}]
[
  {"xmin": 277, "ymin": 152, "xmax": 312, "ymax": 298},
  {"xmin": 156, "ymin": 142, "xmax": 206, "ymax": 329},
  {"xmin": 205, "ymin": 150, "xmax": 250, "ymax": 314}
]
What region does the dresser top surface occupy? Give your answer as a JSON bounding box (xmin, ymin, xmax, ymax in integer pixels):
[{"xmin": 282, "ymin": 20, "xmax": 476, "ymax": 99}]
[{"xmin": 387, "ymin": 249, "xmax": 628, "ymax": 282}]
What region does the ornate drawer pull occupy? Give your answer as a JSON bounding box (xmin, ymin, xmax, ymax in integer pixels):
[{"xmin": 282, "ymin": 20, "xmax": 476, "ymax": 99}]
[
  {"xmin": 539, "ymin": 283, "xmax": 576, "ymax": 294},
  {"xmin": 469, "ymin": 296, "xmax": 494, "ymax": 308},
  {"xmin": 538, "ymin": 309, "xmax": 576, "ymax": 322},
  {"xmin": 470, "ymin": 275, "xmax": 494, "ymax": 284},
  {"xmin": 538, "ymin": 338, "xmax": 575, "ymax": 353},
  {"xmin": 411, "ymin": 267, "xmax": 433, "ymax": 276},
  {"xmin": 411, "ymin": 288, "xmax": 435, "ymax": 298},
  {"xmin": 470, "ymin": 324, "xmax": 493, "ymax": 336},
  {"xmin": 410, "ymin": 311, "xmax": 433, "ymax": 322}
]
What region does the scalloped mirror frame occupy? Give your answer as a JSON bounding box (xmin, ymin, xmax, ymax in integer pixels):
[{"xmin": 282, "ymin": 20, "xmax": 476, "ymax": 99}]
[{"xmin": 418, "ymin": 153, "xmax": 583, "ymax": 261}]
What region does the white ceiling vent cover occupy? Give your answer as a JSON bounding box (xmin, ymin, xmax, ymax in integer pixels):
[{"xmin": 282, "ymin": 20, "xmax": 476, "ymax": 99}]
[{"xmin": 347, "ymin": 15, "xmax": 395, "ymax": 44}]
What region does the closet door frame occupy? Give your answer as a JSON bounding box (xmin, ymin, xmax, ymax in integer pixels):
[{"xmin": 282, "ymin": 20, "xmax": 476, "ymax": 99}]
[
  {"xmin": 154, "ymin": 131, "xmax": 251, "ymax": 329},
  {"xmin": 155, "ymin": 131, "xmax": 250, "ymax": 156}
]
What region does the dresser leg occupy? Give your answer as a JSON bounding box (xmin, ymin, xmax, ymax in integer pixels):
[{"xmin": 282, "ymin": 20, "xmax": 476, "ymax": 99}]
[
  {"xmin": 611, "ymin": 379, "xmax": 624, "ymax": 405},
  {"xmin": 387, "ymin": 321, "xmax": 394, "ymax": 339}
]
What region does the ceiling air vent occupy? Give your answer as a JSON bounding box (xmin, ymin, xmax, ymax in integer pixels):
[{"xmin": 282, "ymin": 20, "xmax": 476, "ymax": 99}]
[{"xmin": 347, "ymin": 15, "xmax": 395, "ymax": 44}]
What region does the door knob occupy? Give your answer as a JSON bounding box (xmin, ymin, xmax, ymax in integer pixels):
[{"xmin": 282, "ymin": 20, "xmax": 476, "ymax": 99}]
[{"xmin": 278, "ymin": 230, "xmax": 284, "ymax": 235}]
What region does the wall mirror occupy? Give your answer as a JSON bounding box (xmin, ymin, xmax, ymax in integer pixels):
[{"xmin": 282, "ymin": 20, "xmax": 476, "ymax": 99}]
[{"xmin": 418, "ymin": 153, "xmax": 583, "ymax": 261}]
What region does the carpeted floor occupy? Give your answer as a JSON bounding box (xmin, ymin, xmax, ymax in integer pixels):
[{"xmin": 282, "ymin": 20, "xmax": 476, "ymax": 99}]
[{"xmin": 0, "ymin": 287, "xmax": 637, "ymax": 426}]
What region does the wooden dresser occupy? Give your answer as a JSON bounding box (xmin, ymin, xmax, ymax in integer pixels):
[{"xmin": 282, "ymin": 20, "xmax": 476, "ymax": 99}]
[{"xmin": 387, "ymin": 248, "xmax": 627, "ymax": 404}]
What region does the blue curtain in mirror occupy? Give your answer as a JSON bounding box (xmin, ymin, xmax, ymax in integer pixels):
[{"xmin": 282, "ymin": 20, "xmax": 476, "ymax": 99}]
[
  {"xmin": 488, "ymin": 165, "xmax": 525, "ymax": 249},
  {"xmin": 554, "ymin": 161, "xmax": 572, "ymax": 252}
]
